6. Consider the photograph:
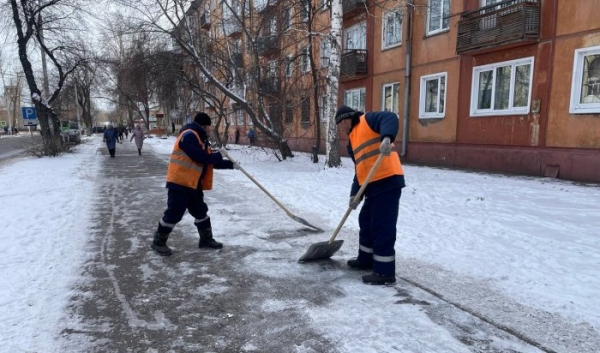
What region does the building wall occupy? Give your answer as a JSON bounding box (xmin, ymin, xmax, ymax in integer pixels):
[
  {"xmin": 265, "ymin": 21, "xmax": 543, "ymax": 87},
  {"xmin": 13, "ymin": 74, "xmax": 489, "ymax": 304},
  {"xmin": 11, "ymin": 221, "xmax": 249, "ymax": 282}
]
[{"xmin": 546, "ymin": 0, "xmax": 600, "ymax": 149}]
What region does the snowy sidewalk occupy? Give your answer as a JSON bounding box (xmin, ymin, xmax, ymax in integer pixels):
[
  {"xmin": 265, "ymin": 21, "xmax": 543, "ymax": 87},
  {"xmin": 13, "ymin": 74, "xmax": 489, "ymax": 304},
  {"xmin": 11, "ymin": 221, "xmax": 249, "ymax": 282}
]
[{"xmin": 51, "ymin": 137, "xmax": 600, "ymax": 352}]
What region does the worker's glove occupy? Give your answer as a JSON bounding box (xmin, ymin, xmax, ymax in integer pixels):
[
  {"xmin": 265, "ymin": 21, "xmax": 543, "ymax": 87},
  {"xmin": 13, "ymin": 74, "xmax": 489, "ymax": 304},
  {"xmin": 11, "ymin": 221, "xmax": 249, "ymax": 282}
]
[
  {"xmin": 379, "ymin": 137, "xmax": 392, "ymax": 156},
  {"xmin": 349, "ymin": 195, "xmax": 362, "ymax": 210},
  {"xmin": 232, "ymin": 162, "xmax": 241, "ymax": 170}
]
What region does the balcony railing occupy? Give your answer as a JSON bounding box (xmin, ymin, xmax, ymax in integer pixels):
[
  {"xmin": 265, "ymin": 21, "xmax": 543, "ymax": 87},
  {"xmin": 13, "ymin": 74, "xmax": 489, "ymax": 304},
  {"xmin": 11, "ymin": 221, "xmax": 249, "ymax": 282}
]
[
  {"xmin": 340, "ymin": 49, "xmax": 367, "ymax": 79},
  {"xmin": 257, "ymin": 35, "xmax": 278, "ymax": 56},
  {"xmin": 457, "ymin": 0, "xmax": 541, "ymax": 55},
  {"xmin": 200, "ymin": 12, "xmax": 211, "ymax": 29},
  {"xmin": 342, "ymin": 0, "xmax": 368, "ymax": 19},
  {"xmin": 260, "ymin": 77, "xmax": 279, "ymax": 94}
]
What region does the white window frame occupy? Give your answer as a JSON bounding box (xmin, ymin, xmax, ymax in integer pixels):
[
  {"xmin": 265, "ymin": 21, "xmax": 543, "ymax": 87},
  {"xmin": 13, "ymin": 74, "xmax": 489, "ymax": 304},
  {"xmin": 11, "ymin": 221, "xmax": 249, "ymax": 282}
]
[
  {"xmin": 426, "ymin": 0, "xmax": 451, "ymax": 36},
  {"xmin": 381, "ymin": 82, "xmax": 400, "ymax": 114},
  {"xmin": 382, "ymin": 8, "xmax": 402, "ymax": 50},
  {"xmin": 419, "ymin": 72, "xmax": 447, "ymax": 119},
  {"xmin": 343, "ymin": 88, "xmax": 366, "ymax": 112},
  {"xmin": 570, "ymin": 45, "xmax": 600, "ymax": 114},
  {"xmin": 470, "ymin": 57, "xmax": 534, "ymax": 117}
]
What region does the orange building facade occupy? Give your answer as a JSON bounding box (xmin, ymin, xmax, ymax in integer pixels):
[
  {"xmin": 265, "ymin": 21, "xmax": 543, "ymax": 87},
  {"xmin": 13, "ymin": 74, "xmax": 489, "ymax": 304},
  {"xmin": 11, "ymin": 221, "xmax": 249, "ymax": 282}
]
[{"xmin": 184, "ymin": 0, "xmax": 600, "ymax": 182}]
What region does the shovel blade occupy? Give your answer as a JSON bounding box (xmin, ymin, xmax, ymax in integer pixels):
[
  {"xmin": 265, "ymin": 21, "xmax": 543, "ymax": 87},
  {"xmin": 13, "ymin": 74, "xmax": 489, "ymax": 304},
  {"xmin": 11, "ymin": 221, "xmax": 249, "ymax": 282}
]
[
  {"xmin": 298, "ymin": 240, "xmax": 344, "ymax": 262},
  {"xmin": 289, "ymin": 214, "xmax": 323, "ymax": 232}
]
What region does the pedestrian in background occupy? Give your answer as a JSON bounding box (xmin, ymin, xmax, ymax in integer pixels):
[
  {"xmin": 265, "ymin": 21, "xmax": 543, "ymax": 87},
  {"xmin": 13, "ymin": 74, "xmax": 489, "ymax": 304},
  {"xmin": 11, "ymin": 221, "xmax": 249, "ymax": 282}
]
[
  {"xmin": 103, "ymin": 124, "xmax": 118, "ymax": 158},
  {"xmin": 235, "ymin": 129, "xmax": 240, "ymax": 144},
  {"xmin": 130, "ymin": 124, "xmax": 145, "ymax": 156},
  {"xmin": 247, "ymin": 128, "xmax": 255, "ymax": 146},
  {"xmin": 151, "ymin": 112, "xmax": 239, "ymax": 256},
  {"xmin": 335, "ymin": 105, "xmax": 406, "ymax": 285}
]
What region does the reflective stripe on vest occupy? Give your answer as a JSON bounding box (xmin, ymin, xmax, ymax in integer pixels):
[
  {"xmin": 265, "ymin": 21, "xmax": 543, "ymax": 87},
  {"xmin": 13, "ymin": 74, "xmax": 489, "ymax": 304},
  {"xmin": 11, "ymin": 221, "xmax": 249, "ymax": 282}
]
[
  {"xmin": 166, "ymin": 129, "xmax": 214, "ymax": 190},
  {"xmin": 349, "ymin": 115, "xmax": 404, "ymax": 185}
]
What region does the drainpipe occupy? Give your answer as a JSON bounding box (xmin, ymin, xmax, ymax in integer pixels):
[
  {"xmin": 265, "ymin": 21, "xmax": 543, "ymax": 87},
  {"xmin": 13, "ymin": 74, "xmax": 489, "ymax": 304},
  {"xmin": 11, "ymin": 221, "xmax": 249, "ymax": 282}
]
[{"xmin": 401, "ymin": 0, "xmax": 413, "ymax": 157}]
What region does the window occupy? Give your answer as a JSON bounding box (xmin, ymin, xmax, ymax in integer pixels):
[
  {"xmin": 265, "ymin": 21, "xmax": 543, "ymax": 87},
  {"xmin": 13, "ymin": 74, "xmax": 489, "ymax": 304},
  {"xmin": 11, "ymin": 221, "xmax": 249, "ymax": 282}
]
[
  {"xmin": 320, "ymin": 96, "xmax": 328, "ymax": 122},
  {"xmin": 426, "ymin": 0, "xmax": 450, "ymax": 35},
  {"xmin": 570, "ymin": 45, "xmax": 600, "ymax": 114},
  {"xmin": 236, "ymin": 108, "xmax": 244, "ymax": 125},
  {"xmin": 382, "ymin": 9, "xmax": 402, "ymax": 49},
  {"xmin": 301, "ymin": 97, "xmax": 310, "ymax": 124},
  {"xmin": 344, "ymin": 22, "xmax": 367, "ymax": 51},
  {"xmin": 268, "ymin": 60, "xmax": 277, "ymax": 78},
  {"xmin": 285, "ymin": 56, "xmax": 294, "ymax": 78},
  {"xmin": 301, "ymin": 47, "xmax": 310, "ymax": 72},
  {"xmin": 285, "ymin": 100, "xmax": 294, "ymax": 123},
  {"xmin": 419, "ymin": 73, "xmax": 447, "ymax": 119},
  {"xmin": 318, "ymin": 0, "xmax": 330, "ymax": 11},
  {"xmin": 300, "ymin": 0, "xmax": 310, "ymax": 21},
  {"xmin": 283, "ymin": 7, "xmax": 292, "ymax": 30},
  {"xmin": 269, "ymin": 104, "xmax": 280, "ymax": 121},
  {"xmin": 233, "ymin": 39, "xmax": 242, "ymax": 53},
  {"xmin": 471, "ymin": 57, "xmax": 533, "ymax": 116},
  {"xmin": 268, "ymin": 17, "xmax": 277, "ymax": 35},
  {"xmin": 320, "ymin": 38, "xmax": 331, "ymax": 67},
  {"xmin": 343, "ymin": 88, "xmax": 366, "ymax": 112},
  {"xmin": 382, "ymin": 83, "xmax": 400, "ymax": 114}
]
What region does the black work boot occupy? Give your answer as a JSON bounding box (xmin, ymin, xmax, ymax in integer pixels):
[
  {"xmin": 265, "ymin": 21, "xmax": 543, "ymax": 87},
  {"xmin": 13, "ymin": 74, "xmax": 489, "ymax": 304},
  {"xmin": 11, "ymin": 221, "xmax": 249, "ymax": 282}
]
[
  {"xmin": 151, "ymin": 231, "xmax": 172, "ymax": 256},
  {"xmin": 347, "ymin": 258, "xmax": 373, "ymax": 271},
  {"xmin": 362, "ymin": 273, "xmax": 396, "ymax": 285},
  {"xmin": 198, "ymin": 228, "xmax": 223, "ymax": 249}
]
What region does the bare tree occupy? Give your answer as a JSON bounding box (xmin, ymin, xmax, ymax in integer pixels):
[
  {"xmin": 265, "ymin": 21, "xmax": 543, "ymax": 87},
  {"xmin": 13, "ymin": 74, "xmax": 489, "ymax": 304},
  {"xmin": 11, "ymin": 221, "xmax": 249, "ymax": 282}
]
[{"xmin": 7, "ymin": 0, "xmax": 90, "ymax": 155}]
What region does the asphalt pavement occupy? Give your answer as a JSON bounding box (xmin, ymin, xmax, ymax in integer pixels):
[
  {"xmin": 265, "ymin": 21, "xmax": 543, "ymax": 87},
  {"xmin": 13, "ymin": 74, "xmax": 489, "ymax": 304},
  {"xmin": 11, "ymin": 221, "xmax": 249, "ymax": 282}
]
[
  {"xmin": 58, "ymin": 138, "xmax": 338, "ymax": 352},
  {"xmin": 56, "ymin": 138, "xmax": 600, "ymax": 353}
]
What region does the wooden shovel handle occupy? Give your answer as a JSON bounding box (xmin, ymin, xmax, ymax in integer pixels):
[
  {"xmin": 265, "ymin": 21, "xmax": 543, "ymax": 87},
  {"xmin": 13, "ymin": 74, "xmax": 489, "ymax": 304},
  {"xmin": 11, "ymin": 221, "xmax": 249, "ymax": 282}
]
[
  {"xmin": 219, "ymin": 148, "xmax": 294, "ymax": 216},
  {"xmin": 329, "ymin": 153, "xmax": 386, "ymax": 244}
]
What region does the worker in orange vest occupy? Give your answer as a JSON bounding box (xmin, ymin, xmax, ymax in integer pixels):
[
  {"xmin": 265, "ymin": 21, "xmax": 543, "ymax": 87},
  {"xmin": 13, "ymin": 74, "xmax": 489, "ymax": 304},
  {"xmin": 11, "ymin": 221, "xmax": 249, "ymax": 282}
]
[
  {"xmin": 335, "ymin": 105, "xmax": 406, "ymax": 285},
  {"xmin": 151, "ymin": 112, "xmax": 239, "ymax": 256}
]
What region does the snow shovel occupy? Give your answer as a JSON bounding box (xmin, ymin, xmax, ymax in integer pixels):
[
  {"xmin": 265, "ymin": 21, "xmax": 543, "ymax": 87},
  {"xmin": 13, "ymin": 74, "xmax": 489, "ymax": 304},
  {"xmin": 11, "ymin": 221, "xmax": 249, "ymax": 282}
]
[
  {"xmin": 298, "ymin": 153, "xmax": 385, "ymax": 262},
  {"xmin": 220, "ymin": 148, "xmax": 323, "ymax": 231}
]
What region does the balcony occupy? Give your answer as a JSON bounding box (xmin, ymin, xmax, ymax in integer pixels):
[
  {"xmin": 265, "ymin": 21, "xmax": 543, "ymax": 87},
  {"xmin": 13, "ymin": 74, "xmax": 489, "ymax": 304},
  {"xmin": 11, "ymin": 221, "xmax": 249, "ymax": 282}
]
[
  {"xmin": 231, "ymin": 53, "xmax": 243, "ymax": 67},
  {"xmin": 200, "ymin": 12, "xmax": 211, "ymax": 29},
  {"xmin": 260, "ymin": 77, "xmax": 279, "ymax": 94},
  {"xmin": 342, "ymin": 0, "xmax": 368, "ymax": 19},
  {"xmin": 340, "ymin": 49, "xmax": 367, "ymax": 80},
  {"xmin": 457, "ymin": 0, "xmax": 541, "ymax": 55},
  {"xmin": 257, "ymin": 35, "xmax": 278, "ymax": 56}
]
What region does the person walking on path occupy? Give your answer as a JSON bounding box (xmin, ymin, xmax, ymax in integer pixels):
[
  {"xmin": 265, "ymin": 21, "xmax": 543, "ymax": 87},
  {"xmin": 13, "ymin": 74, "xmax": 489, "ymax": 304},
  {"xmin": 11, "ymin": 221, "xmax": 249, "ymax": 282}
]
[
  {"xmin": 151, "ymin": 112, "xmax": 239, "ymax": 256},
  {"xmin": 235, "ymin": 129, "xmax": 240, "ymax": 144},
  {"xmin": 130, "ymin": 125, "xmax": 145, "ymax": 155},
  {"xmin": 103, "ymin": 124, "xmax": 118, "ymax": 158},
  {"xmin": 335, "ymin": 105, "xmax": 406, "ymax": 285},
  {"xmin": 247, "ymin": 128, "xmax": 255, "ymax": 146}
]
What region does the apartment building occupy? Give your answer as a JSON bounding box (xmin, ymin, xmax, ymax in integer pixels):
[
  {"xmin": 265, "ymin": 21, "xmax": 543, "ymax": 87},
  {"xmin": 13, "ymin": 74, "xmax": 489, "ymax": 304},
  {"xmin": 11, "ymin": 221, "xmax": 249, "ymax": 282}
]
[{"xmin": 180, "ymin": 0, "xmax": 600, "ymax": 182}]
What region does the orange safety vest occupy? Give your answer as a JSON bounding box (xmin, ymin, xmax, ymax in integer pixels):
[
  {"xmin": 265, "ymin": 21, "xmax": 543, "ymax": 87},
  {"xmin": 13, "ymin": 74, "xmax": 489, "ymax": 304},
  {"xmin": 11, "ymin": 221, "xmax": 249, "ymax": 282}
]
[
  {"xmin": 349, "ymin": 115, "xmax": 404, "ymax": 184},
  {"xmin": 166, "ymin": 129, "xmax": 214, "ymax": 190}
]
